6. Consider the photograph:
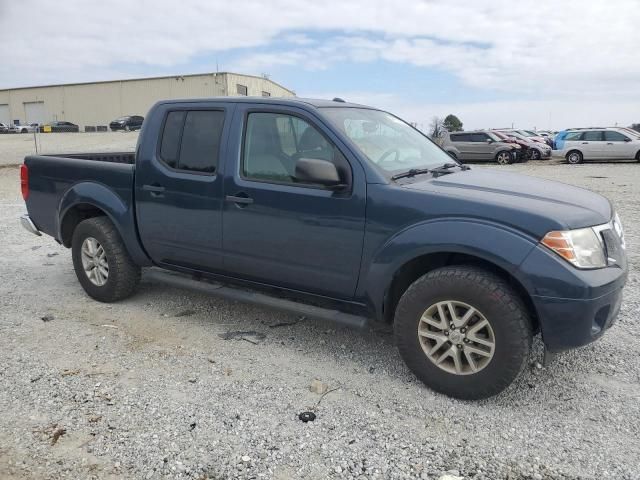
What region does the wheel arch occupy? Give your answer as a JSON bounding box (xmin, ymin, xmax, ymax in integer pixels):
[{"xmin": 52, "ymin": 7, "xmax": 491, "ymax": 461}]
[
  {"xmin": 359, "ymin": 219, "xmax": 540, "ymax": 329},
  {"xmin": 382, "ymin": 251, "xmax": 539, "ymax": 333},
  {"xmin": 58, "ymin": 182, "xmax": 152, "ymax": 266}
]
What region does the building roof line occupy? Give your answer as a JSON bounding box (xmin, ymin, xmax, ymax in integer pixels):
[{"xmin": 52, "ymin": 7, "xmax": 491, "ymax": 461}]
[{"xmin": 0, "ymin": 71, "xmax": 295, "ymax": 95}]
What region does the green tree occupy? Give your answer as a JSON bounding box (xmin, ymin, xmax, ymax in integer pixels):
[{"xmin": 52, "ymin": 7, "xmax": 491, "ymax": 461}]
[{"xmin": 443, "ymin": 114, "xmax": 463, "ymax": 132}]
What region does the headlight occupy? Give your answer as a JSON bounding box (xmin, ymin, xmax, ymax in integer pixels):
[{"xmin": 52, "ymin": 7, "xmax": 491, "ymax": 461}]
[{"xmin": 541, "ymin": 227, "xmax": 606, "ymax": 268}]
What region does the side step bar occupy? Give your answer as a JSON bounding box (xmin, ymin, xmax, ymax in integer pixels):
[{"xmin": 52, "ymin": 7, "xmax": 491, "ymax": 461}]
[{"xmin": 144, "ymin": 268, "xmax": 370, "ymax": 329}]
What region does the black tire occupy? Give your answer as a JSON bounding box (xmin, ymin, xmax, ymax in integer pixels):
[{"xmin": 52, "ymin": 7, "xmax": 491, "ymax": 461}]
[
  {"xmin": 495, "ymin": 150, "xmax": 513, "ymax": 165},
  {"xmin": 566, "ymin": 150, "xmax": 583, "ymax": 164},
  {"xmin": 71, "ymin": 217, "xmax": 141, "ymax": 302},
  {"xmin": 635, "ymin": 150, "xmax": 640, "ymax": 162},
  {"xmin": 394, "ymin": 266, "xmax": 532, "ymax": 400},
  {"xmin": 529, "ymin": 149, "xmax": 541, "ymax": 160},
  {"xmin": 21, "ymin": 128, "xmax": 27, "ymax": 134}
]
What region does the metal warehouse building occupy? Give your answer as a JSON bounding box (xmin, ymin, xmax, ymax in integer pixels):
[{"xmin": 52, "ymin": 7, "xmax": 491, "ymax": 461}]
[{"xmin": 0, "ymin": 72, "xmax": 295, "ymax": 130}]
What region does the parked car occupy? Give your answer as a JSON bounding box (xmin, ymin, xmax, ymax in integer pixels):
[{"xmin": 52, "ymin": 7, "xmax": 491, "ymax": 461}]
[
  {"xmin": 0, "ymin": 122, "xmax": 9, "ymax": 134},
  {"xmin": 496, "ymin": 129, "xmax": 550, "ymax": 147},
  {"xmin": 20, "ymin": 97, "xmax": 627, "ymax": 400},
  {"xmin": 495, "ymin": 131, "xmax": 552, "ymax": 160},
  {"xmin": 39, "ymin": 121, "xmax": 80, "ymax": 133},
  {"xmin": 492, "ymin": 131, "xmax": 531, "ymax": 160},
  {"xmin": 109, "ymin": 115, "xmax": 144, "ymax": 131},
  {"xmin": 442, "ymin": 130, "xmax": 520, "ymax": 164},
  {"xmin": 558, "ymin": 128, "xmax": 640, "ymax": 164},
  {"xmin": 9, "ymin": 123, "xmax": 38, "ymax": 134}
]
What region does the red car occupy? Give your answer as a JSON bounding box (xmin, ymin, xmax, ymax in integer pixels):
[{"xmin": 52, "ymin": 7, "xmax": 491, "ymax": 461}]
[{"xmin": 492, "ymin": 131, "xmax": 530, "ymax": 161}]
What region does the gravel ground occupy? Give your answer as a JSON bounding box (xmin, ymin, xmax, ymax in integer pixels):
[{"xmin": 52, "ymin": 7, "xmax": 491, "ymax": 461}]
[{"xmin": 0, "ymin": 146, "xmax": 639, "ymax": 479}]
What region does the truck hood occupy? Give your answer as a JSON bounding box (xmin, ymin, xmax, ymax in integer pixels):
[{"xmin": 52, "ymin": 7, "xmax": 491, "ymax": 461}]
[{"xmin": 401, "ymin": 168, "xmax": 612, "ymax": 236}]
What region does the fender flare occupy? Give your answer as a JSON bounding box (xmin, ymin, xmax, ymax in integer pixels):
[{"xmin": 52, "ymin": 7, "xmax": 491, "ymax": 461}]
[
  {"xmin": 57, "ymin": 182, "xmax": 152, "ymax": 266},
  {"xmin": 358, "ymin": 218, "xmax": 539, "ymax": 320}
]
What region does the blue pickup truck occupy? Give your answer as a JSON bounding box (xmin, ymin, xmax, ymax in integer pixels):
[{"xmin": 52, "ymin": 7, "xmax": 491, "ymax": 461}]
[{"xmin": 20, "ymin": 97, "xmax": 627, "ymax": 399}]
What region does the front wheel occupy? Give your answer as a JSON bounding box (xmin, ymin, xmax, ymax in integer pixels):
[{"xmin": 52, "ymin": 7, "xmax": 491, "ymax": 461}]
[
  {"xmin": 496, "ymin": 151, "xmax": 513, "ymax": 165},
  {"xmin": 394, "ymin": 266, "xmax": 532, "ymax": 400},
  {"xmin": 566, "ymin": 150, "xmax": 583, "ymax": 164},
  {"xmin": 529, "ymin": 149, "xmax": 541, "ymax": 160},
  {"xmin": 72, "ymin": 217, "xmax": 141, "ymax": 302}
]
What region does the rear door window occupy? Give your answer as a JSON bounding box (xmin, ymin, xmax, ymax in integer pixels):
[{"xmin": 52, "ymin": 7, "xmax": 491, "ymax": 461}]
[
  {"xmin": 159, "ymin": 110, "xmax": 225, "ymax": 173},
  {"xmin": 583, "ymin": 131, "xmax": 604, "ymax": 141},
  {"xmin": 450, "ymin": 133, "xmax": 471, "ymax": 142},
  {"xmin": 470, "ymin": 133, "xmax": 489, "ymax": 142}
]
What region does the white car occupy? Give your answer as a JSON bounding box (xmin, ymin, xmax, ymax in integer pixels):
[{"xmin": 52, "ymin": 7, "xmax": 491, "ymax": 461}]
[
  {"xmin": 559, "ymin": 128, "xmax": 640, "ymax": 164},
  {"xmin": 9, "ymin": 123, "xmax": 38, "ymax": 133}
]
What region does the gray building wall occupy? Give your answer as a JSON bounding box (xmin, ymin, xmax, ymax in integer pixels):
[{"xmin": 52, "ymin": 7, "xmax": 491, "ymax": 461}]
[{"xmin": 0, "ymin": 72, "xmax": 295, "ymax": 129}]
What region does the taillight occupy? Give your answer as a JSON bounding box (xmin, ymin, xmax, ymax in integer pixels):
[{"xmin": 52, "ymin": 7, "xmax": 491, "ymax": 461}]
[{"xmin": 20, "ymin": 164, "xmax": 29, "ymax": 200}]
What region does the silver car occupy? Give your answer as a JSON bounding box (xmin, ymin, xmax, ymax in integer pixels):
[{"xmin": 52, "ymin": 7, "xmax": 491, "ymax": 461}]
[
  {"xmin": 559, "ymin": 128, "xmax": 640, "ymax": 164},
  {"xmin": 441, "ymin": 130, "xmax": 520, "ymax": 165}
]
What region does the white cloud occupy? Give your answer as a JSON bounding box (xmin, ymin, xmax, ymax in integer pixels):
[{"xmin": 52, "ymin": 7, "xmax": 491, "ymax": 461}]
[
  {"xmin": 1, "ymin": 0, "xmax": 639, "ymax": 121},
  {"xmin": 303, "ymin": 91, "xmax": 639, "ymax": 131}
]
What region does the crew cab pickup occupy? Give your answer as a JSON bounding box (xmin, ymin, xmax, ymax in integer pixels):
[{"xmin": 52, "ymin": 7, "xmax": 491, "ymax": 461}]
[{"xmin": 20, "ymin": 97, "xmax": 628, "ymax": 399}]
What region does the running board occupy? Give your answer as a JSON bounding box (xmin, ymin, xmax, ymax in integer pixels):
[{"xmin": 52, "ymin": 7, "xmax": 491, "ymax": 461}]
[{"xmin": 143, "ymin": 268, "xmax": 369, "ymax": 329}]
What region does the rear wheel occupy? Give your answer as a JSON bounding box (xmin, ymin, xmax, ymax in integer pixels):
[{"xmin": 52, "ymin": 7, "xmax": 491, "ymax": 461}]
[
  {"xmin": 635, "ymin": 150, "xmax": 640, "ymax": 162},
  {"xmin": 71, "ymin": 217, "xmax": 140, "ymax": 302},
  {"xmin": 496, "ymin": 151, "xmax": 513, "ymax": 165},
  {"xmin": 394, "ymin": 266, "xmax": 532, "ymax": 400},
  {"xmin": 566, "ymin": 150, "xmax": 583, "ymax": 164}
]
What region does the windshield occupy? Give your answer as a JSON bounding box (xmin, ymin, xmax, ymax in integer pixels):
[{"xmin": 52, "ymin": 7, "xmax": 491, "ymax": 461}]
[
  {"xmin": 322, "ymin": 107, "xmax": 455, "ymax": 174},
  {"xmin": 486, "ymin": 131, "xmax": 502, "ymax": 141}
]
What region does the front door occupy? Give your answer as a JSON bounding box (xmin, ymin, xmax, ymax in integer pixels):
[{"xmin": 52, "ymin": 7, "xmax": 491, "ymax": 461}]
[
  {"xmin": 603, "ymin": 130, "xmax": 636, "ymax": 159},
  {"xmin": 221, "ymin": 105, "xmax": 366, "ymax": 299},
  {"xmin": 135, "ymin": 103, "xmax": 233, "ymax": 272}
]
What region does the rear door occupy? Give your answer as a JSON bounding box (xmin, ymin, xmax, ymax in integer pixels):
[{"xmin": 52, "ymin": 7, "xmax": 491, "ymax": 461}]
[
  {"xmin": 469, "ymin": 132, "xmax": 493, "ymax": 160},
  {"xmin": 450, "ymin": 133, "xmax": 472, "ymax": 160},
  {"xmin": 135, "ymin": 102, "xmax": 233, "ymax": 272},
  {"xmin": 220, "ymin": 104, "xmax": 366, "ymax": 299},
  {"xmin": 579, "ymin": 130, "xmax": 605, "ymax": 159},
  {"xmin": 603, "ymin": 130, "xmax": 635, "ymax": 159}
]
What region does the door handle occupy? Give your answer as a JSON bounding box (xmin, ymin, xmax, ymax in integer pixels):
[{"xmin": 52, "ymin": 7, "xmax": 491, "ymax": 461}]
[
  {"xmin": 142, "ymin": 184, "xmax": 165, "ymax": 197},
  {"xmin": 225, "ymin": 194, "xmax": 254, "ymax": 205},
  {"xmin": 581, "ymin": 142, "xmax": 589, "ymax": 144},
  {"xmin": 607, "ymin": 142, "xmax": 614, "ymax": 145}
]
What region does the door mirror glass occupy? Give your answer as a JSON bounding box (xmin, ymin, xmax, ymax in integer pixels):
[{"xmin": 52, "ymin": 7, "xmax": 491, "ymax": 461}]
[
  {"xmin": 486, "ymin": 138, "xmax": 493, "ymax": 143},
  {"xmin": 295, "ymin": 158, "xmax": 343, "ymax": 188}
]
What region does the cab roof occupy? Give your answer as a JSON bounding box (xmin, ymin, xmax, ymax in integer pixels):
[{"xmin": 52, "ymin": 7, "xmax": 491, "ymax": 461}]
[{"xmin": 156, "ymin": 96, "xmax": 372, "ymax": 110}]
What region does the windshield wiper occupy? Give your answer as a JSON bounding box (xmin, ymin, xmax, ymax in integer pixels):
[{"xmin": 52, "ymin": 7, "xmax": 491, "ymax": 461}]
[
  {"xmin": 391, "ymin": 168, "xmax": 432, "ymax": 181},
  {"xmin": 432, "ymin": 162, "xmax": 470, "ymax": 173},
  {"xmin": 391, "ymin": 163, "xmax": 469, "ymax": 181}
]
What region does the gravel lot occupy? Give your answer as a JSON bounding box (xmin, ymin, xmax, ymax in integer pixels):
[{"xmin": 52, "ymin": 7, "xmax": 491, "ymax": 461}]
[{"xmin": 0, "ymin": 134, "xmax": 639, "ymax": 479}]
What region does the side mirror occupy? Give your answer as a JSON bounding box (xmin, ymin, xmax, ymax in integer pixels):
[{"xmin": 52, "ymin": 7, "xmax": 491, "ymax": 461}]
[
  {"xmin": 295, "ymin": 158, "xmax": 345, "ymax": 189},
  {"xmin": 624, "ymin": 138, "xmax": 632, "ymax": 142},
  {"xmin": 486, "ymin": 139, "xmax": 493, "ymax": 143}
]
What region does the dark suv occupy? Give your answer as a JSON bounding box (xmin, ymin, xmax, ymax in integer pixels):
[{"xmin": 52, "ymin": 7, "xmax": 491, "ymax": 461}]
[
  {"xmin": 442, "ymin": 130, "xmax": 521, "ymax": 164},
  {"xmin": 109, "ymin": 115, "xmax": 144, "ymax": 131}
]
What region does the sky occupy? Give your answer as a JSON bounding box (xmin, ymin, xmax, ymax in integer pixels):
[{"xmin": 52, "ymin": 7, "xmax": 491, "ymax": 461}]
[{"xmin": 1, "ymin": 0, "xmax": 639, "ymax": 131}]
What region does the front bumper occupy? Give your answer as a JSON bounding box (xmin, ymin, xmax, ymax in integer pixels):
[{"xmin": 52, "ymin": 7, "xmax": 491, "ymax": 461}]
[
  {"xmin": 519, "ymin": 244, "xmax": 628, "ymax": 352},
  {"xmin": 531, "ymin": 286, "xmax": 623, "ymax": 351},
  {"xmin": 20, "ymin": 214, "xmax": 41, "ymax": 236}
]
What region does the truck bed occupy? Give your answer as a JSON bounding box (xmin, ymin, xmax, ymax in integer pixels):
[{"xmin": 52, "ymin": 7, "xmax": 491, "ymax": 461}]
[
  {"xmin": 44, "ymin": 152, "xmax": 136, "ymax": 164},
  {"xmin": 24, "ymin": 152, "xmax": 136, "ymax": 241}
]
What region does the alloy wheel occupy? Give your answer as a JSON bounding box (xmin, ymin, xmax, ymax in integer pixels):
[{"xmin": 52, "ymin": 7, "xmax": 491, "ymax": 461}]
[
  {"xmin": 417, "ymin": 300, "xmax": 495, "ymax": 375},
  {"xmin": 81, "ymin": 237, "xmax": 109, "ymax": 286}
]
